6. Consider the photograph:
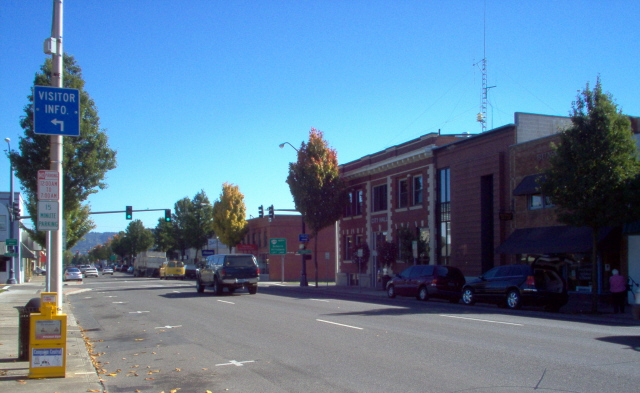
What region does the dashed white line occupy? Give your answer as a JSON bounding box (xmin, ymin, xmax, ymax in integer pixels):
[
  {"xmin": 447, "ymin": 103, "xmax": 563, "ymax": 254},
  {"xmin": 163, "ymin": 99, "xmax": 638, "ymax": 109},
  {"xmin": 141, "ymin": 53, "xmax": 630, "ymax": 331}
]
[
  {"xmin": 316, "ymin": 319, "xmax": 363, "ymax": 330},
  {"xmin": 310, "ymin": 299, "xmax": 330, "ymax": 302},
  {"xmin": 216, "ymin": 360, "xmax": 255, "ymax": 367},
  {"xmin": 439, "ymin": 314, "xmax": 524, "ymax": 326},
  {"xmin": 217, "ymin": 300, "xmax": 235, "ymax": 305}
]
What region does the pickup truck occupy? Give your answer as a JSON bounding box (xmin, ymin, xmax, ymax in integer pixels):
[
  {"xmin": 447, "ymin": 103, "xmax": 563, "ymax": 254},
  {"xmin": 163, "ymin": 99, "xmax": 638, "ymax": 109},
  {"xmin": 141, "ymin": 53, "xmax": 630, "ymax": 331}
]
[{"xmin": 196, "ymin": 254, "xmax": 259, "ymax": 295}]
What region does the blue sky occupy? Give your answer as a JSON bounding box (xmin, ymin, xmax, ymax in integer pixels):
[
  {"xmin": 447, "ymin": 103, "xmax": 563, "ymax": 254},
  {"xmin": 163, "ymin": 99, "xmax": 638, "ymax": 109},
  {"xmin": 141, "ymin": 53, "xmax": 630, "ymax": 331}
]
[{"xmin": 1, "ymin": 1, "xmax": 639, "ymax": 235}]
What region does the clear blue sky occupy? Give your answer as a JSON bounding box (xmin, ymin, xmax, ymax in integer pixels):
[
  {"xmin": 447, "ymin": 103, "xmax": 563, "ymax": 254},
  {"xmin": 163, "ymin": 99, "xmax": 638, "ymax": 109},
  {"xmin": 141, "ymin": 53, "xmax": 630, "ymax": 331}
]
[{"xmin": 1, "ymin": 1, "xmax": 639, "ymax": 234}]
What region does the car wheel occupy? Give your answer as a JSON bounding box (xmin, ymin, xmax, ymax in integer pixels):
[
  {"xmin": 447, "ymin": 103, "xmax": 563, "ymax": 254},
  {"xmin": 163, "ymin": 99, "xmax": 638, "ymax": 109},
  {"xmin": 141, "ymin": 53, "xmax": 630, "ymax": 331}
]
[
  {"xmin": 506, "ymin": 290, "xmax": 522, "ymax": 309},
  {"xmin": 462, "ymin": 288, "xmax": 475, "ymax": 305},
  {"xmin": 196, "ymin": 280, "xmax": 204, "ymax": 293},
  {"xmin": 417, "ymin": 286, "xmax": 429, "ymax": 301},
  {"xmin": 213, "ymin": 278, "xmax": 223, "ymax": 295},
  {"xmin": 387, "ymin": 285, "xmax": 396, "ymax": 298},
  {"xmin": 248, "ymin": 285, "xmax": 257, "ymax": 295}
]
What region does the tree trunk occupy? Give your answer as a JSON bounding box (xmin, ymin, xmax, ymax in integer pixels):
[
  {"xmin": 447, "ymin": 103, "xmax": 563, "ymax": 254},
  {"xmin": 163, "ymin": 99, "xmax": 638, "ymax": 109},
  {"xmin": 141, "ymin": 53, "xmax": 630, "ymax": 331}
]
[{"xmin": 591, "ymin": 227, "xmax": 599, "ymax": 313}]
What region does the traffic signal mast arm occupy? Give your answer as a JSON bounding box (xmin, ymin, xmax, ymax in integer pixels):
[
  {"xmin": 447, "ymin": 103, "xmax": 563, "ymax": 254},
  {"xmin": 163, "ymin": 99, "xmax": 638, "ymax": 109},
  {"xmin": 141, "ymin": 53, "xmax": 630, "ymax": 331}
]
[{"xmin": 11, "ymin": 208, "xmax": 172, "ymax": 220}]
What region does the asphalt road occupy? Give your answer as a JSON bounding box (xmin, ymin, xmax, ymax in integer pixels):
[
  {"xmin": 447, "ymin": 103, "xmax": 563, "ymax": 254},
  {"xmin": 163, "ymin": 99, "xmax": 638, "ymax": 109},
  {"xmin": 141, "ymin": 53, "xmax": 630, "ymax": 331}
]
[{"xmin": 67, "ymin": 274, "xmax": 640, "ymax": 393}]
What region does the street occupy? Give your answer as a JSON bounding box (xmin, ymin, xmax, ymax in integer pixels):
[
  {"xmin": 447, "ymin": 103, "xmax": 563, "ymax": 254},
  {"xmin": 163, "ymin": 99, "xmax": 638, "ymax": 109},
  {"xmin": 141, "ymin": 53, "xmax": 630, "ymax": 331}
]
[{"xmin": 67, "ymin": 274, "xmax": 640, "ymax": 393}]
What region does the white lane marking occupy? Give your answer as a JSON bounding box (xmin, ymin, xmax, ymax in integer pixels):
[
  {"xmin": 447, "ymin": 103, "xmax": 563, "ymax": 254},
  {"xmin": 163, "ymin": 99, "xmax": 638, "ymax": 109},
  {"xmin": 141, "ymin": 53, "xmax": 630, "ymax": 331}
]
[
  {"xmin": 310, "ymin": 299, "xmax": 330, "ymax": 302},
  {"xmin": 129, "ymin": 311, "xmax": 150, "ymax": 314},
  {"xmin": 217, "ymin": 300, "xmax": 235, "ymax": 305},
  {"xmin": 316, "ymin": 319, "xmax": 363, "ymax": 330},
  {"xmin": 155, "ymin": 325, "xmax": 182, "ymax": 329},
  {"xmin": 112, "ymin": 301, "xmax": 126, "ymax": 304},
  {"xmin": 216, "ymin": 360, "xmax": 255, "ymax": 367},
  {"xmin": 439, "ymin": 314, "xmax": 524, "ymax": 326}
]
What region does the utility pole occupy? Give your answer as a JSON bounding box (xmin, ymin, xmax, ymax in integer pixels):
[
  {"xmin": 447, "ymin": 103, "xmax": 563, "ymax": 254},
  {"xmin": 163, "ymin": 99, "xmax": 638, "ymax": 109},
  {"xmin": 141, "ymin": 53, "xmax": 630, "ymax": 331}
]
[{"xmin": 49, "ymin": 0, "xmax": 64, "ymax": 309}]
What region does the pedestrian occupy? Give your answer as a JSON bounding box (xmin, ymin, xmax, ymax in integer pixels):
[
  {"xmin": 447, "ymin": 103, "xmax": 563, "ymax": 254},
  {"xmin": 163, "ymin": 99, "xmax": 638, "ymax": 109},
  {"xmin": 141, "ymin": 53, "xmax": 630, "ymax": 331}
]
[{"xmin": 609, "ymin": 269, "xmax": 627, "ymax": 314}]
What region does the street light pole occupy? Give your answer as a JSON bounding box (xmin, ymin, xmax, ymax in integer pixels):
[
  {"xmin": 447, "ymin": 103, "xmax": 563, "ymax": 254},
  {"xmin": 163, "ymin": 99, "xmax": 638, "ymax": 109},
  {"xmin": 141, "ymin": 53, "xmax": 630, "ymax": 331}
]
[
  {"xmin": 279, "ymin": 141, "xmax": 308, "ymax": 286},
  {"xmin": 5, "ymin": 138, "xmax": 16, "ymax": 284}
]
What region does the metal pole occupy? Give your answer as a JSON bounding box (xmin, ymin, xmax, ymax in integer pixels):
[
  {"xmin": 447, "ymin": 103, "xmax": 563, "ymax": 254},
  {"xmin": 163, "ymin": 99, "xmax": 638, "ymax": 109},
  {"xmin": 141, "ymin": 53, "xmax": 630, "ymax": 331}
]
[
  {"xmin": 49, "ymin": 0, "xmax": 64, "ymax": 309},
  {"xmin": 300, "ymin": 216, "xmax": 308, "ymax": 286},
  {"xmin": 5, "ymin": 138, "xmax": 16, "ymax": 284},
  {"xmin": 281, "ymin": 254, "xmax": 284, "ymax": 284}
]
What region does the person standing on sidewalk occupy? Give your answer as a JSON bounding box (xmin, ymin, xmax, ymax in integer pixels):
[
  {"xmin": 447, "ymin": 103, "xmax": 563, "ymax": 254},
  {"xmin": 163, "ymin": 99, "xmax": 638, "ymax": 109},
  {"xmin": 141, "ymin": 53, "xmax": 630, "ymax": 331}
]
[{"xmin": 609, "ymin": 269, "xmax": 627, "ymax": 314}]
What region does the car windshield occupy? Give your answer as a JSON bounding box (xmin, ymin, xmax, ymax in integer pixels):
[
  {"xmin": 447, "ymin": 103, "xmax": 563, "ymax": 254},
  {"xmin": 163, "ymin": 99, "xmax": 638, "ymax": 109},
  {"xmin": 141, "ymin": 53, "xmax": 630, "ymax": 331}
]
[
  {"xmin": 224, "ymin": 256, "xmax": 255, "ymax": 267},
  {"xmin": 66, "ymin": 268, "xmax": 80, "ymax": 273}
]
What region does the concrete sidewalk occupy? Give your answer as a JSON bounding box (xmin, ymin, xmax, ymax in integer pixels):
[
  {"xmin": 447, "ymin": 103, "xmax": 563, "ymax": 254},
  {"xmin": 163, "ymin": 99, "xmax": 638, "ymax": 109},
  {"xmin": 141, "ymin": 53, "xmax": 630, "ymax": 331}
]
[{"xmin": 0, "ymin": 276, "xmax": 104, "ymax": 393}]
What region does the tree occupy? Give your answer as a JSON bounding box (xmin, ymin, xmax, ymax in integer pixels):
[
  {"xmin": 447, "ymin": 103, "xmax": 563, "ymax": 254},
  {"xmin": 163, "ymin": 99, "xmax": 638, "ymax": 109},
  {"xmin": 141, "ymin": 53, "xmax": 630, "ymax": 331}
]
[
  {"xmin": 212, "ymin": 183, "xmax": 248, "ymax": 252},
  {"xmin": 8, "ymin": 54, "xmax": 117, "ymax": 249},
  {"xmin": 110, "ymin": 232, "xmax": 129, "ymax": 261},
  {"xmin": 170, "ymin": 197, "xmax": 195, "ymax": 259},
  {"xmin": 185, "ymin": 190, "xmax": 215, "ymax": 261},
  {"xmin": 124, "ymin": 220, "xmax": 154, "ymax": 259},
  {"xmin": 286, "ymin": 128, "xmax": 348, "ymax": 287},
  {"xmin": 541, "ymin": 78, "xmax": 639, "ymax": 313}
]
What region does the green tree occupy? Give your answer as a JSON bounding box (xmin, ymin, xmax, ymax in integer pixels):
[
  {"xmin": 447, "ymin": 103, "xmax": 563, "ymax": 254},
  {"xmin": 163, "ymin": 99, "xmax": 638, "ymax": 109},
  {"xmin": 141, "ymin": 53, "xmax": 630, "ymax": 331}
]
[
  {"xmin": 286, "ymin": 128, "xmax": 348, "ymax": 287},
  {"xmin": 171, "ymin": 197, "xmax": 195, "ymax": 259},
  {"xmin": 8, "ymin": 54, "xmax": 117, "ymax": 249},
  {"xmin": 153, "ymin": 217, "xmax": 175, "ymax": 253},
  {"xmin": 541, "ymin": 78, "xmax": 639, "ymax": 313},
  {"xmin": 110, "ymin": 232, "xmax": 129, "ymax": 261},
  {"xmin": 124, "ymin": 220, "xmax": 154, "ymax": 259},
  {"xmin": 186, "ymin": 190, "xmax": 215, "ymax": 262},
  {"xmin": 212, "ymin": 183, "xmax": 248, "ymax": 252}
]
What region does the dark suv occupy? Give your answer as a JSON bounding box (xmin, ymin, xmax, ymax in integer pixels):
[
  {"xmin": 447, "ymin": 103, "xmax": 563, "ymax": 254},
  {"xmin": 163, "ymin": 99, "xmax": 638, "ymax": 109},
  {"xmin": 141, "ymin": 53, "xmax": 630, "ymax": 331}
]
[
  {"xmin": 461, "ymin": 264, "xmax": 568, "ymax": 311},
  {"xmin": 196, "ymin": 254, "xmax": 259, "ymax": 295},
  {"xmin": 386, "ymin": 265, "xmax": 466, "ymax": 302}
]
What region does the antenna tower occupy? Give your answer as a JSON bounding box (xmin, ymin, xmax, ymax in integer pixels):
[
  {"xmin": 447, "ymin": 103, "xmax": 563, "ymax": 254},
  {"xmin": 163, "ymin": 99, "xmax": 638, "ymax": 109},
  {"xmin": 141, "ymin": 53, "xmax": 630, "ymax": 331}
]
[{"xmin": 476, "ymin": 0, "xmax": 489, "ymax": 132}]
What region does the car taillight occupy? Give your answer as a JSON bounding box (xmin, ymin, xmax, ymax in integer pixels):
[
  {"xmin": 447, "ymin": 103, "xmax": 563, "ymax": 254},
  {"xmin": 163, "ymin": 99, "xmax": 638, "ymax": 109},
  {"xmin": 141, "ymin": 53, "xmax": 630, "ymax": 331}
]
[
  {"xmin": 430, "ymin": 278, "xmax": 438, "ymax": 286},
  {"xmin": 220, "ymin": 268, "xmax": 226, "ymax": 277},
  {"xmin": 525, "ymin": 275, "xmax": 535, "ymax": 286},
  {"xmin": 257, "ymin": 267, "xmax": 260, "ymax": 275}
]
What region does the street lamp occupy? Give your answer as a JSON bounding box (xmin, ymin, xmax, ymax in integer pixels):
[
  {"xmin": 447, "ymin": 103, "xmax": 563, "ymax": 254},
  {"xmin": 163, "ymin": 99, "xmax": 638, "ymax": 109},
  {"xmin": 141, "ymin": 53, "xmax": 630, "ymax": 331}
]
[
  {"xmin": 279, "ymin": 142, "xmax": 299, "ymax": 152},
  {"xmin": 5, "ymin": 137, "xmax": 16, "ymax": 284},
  {"xmin": 279, "ymin": 141, "xmax": 308, "ymax": 286}
]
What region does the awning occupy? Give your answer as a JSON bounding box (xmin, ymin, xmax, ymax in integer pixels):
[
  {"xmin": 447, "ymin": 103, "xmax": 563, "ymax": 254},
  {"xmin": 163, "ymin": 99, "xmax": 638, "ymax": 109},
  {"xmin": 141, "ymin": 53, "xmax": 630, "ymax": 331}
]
[
  {"xmin": 21, "ymin": 244, "xmax": 36, "ymax": 259},
  {"xmin": 496, "ymin": 226, "xmax": 610, "ymax": 254},
  {"xmin": 513, "ymin": 174, "xmax": 545, "ymax": 196}
]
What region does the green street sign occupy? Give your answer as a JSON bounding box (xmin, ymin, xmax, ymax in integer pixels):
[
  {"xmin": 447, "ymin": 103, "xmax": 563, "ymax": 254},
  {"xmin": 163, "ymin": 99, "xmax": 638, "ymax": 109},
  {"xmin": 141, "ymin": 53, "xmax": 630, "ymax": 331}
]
[
  {"xmin": 269, "ymin": 238, "xmax": 287, "ymax": 255},
  {"xmin": 5, "ymin": 239, "xmax": 17, "ymax": 246},
  {"xmin": 4, "ymin": 252, "xmax": 17, "ymax": 257},
  {"xmin": 297, "ymin": 249, "xmax": 312, "ymax": 254}
]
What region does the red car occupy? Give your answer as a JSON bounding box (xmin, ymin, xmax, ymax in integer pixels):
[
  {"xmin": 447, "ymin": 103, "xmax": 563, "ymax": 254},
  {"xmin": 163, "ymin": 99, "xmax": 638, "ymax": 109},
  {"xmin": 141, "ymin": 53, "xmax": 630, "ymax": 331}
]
[{"xmin": 386, "ymin": 265, "xmax": 466, "ymax": 303}]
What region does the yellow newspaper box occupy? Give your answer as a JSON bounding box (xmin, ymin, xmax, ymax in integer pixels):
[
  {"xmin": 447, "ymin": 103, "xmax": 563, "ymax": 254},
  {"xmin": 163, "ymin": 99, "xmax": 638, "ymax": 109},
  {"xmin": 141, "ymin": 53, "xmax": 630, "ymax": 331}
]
[{"xmin": 28, "ymin": 292, "xmax": 67, "ymax": 378}]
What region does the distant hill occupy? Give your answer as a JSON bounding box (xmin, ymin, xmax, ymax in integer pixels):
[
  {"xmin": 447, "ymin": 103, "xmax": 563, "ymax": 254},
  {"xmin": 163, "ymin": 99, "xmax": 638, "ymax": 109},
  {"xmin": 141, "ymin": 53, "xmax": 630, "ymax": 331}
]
[{"xmin": 71, "ymin": 232, "xmax": 118, "ymax": 254}]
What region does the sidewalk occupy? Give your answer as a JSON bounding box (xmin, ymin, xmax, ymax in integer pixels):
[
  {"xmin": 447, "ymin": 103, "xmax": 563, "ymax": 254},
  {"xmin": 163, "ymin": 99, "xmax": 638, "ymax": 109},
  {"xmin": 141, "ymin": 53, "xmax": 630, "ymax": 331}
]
[{"xmin": 0, "ymin": 276, "xmax": 104, "ymax": 393}]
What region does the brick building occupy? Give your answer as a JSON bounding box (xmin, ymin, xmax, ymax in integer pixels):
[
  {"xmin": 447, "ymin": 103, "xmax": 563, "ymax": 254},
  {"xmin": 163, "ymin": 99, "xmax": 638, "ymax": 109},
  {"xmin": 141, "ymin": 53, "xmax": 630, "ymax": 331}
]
[{"xmin": 244, "ymin": 214, "xmax": 336, "ymax": 283}]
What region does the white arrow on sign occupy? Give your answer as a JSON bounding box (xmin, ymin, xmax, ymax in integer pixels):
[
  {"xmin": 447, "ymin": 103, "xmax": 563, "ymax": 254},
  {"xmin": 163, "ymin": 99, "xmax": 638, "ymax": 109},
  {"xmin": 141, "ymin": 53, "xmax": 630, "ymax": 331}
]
[{"xmin": 51, "ymin": 118, "xmax": 64, "ymax": 131}]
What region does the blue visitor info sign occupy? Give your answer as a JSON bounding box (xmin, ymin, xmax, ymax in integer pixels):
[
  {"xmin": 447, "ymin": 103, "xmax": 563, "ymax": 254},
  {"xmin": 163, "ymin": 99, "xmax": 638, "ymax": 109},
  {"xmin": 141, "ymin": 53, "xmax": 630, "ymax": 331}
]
[{"xmin": 33, "ymin": 86, "xmax": 80, "ymax": 136}]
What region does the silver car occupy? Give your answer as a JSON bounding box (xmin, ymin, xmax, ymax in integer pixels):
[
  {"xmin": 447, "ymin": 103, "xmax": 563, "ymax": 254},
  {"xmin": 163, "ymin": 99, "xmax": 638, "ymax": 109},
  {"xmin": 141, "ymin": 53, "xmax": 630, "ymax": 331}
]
[
  {"xmin": 83, "ymin": 267, "xmax": 99, "ymax": 278},
  {"xmin": 64, "ymin": 267, "xmax": 83, "ymax": 281}
]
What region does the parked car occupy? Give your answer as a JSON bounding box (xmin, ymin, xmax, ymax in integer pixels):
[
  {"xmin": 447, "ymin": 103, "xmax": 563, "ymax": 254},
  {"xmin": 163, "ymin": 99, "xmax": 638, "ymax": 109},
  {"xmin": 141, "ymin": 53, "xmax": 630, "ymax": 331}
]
[
  {"xmin": 461, "ymin": 263, "xmax": 568, "ymax": 311},
  {"xmin": 196, "ymin": 254, "xmax": 259, "ymax": 295},
  {"xmin": 127, "ymin": 266, "xmax": 134, "ymax": 274},
  {"xmin": 83, "ymin": 267, "xmax": 99, "ymax": 278},
  {"xmin": 102, "ymin": 267, "xmax": 114, "ymax": 275},
  {"xmin": 159, "ymin": 261, "xmax": 186, "ymax": 280},
  {"xmin": 64, "ymin": 267, "xmax": 83, "ymax": 282},
  {"xmin": 34, "ymin": 266, "xmax": 47, "ymax": 276},
  {"xmin": 386, "ymin": 265, "xmax": 466, "ymax": 302}
]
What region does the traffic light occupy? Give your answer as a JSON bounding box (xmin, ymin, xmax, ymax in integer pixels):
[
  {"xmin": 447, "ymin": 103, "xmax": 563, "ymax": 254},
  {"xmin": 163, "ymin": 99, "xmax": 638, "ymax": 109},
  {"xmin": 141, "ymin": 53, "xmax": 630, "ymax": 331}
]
[
  {"xmin": 268, "ymin": 205, "xmax": 274, "ymax": 219},
  {"xmin": 258, "ymin": 205, "xmax": 264, "ymax": 218},
  {"xmin": 164, "ymin": 209, "xmax": 172, "ymax": 222},
  {"xmin": 11, "ymin": 201, "xmax": 20, "ymax": 221},
  {"xmin": 125, "ymin": 206, "xmax": 133, "ymax": 220}
]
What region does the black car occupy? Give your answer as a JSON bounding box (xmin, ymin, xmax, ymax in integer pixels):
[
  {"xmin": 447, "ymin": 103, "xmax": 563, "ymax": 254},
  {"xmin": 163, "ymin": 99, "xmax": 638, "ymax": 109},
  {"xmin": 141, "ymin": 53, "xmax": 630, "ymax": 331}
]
[
  {"xmin": 461, "ymin": 264, "xmax": 568, "ymax": 311},
  {"xmin": 386, "ymin": 265, "xmax": 466, "ymax": 302},
  {"xmin": 196, "ymin": 254, "xmax": 259, "ymax": 295}
]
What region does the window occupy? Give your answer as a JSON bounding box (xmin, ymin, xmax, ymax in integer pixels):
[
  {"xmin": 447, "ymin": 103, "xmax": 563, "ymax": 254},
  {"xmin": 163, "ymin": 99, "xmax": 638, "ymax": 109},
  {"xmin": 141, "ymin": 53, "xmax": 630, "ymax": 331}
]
[
  {"xmin": 438, "ymin": 168, "xmax": 451, "ymax": 265},
  {"xmin": 345, "ymin": 192, "xmax": 353, "ymax": 216},
  {"xmin": 355, "ymin": 190, "xmax": 363, "ymax": 215},
  {"xmin": 398, "ymin": 179, "xmax": 408, "ymax": 208},
  {"xmin": 529, "ymin": 194, "xmax": 554, "ymax": 210},
  {"xmin": 373, "ymin": 184, "xmax": 387, "ymax": 212},
  {"xmin": 344, "ymin": 235, "xmax": 353, "ymax": 260},
  {"xmin": 413, "ymin": 175, "xmax": 423, "ymax": 205}
]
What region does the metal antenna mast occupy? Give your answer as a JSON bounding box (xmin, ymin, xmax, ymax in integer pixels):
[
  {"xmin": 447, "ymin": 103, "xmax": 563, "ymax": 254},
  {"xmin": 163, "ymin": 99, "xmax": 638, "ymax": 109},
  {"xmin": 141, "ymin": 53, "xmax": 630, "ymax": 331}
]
[{"xmin": 476, "ymin": 0, "xmax": 488, "ymax": 132}]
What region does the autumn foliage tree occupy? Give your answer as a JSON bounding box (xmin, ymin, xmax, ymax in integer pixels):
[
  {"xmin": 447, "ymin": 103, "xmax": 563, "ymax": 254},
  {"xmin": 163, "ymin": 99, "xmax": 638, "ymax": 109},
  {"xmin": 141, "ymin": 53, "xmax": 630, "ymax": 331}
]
[
  {"xmin": 286, "ymin": 128, "xmax": 348, "ymax": 287},
  {"xmin": 212, "ymin": 183, "xmax": 249, "ymax": 252}
]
